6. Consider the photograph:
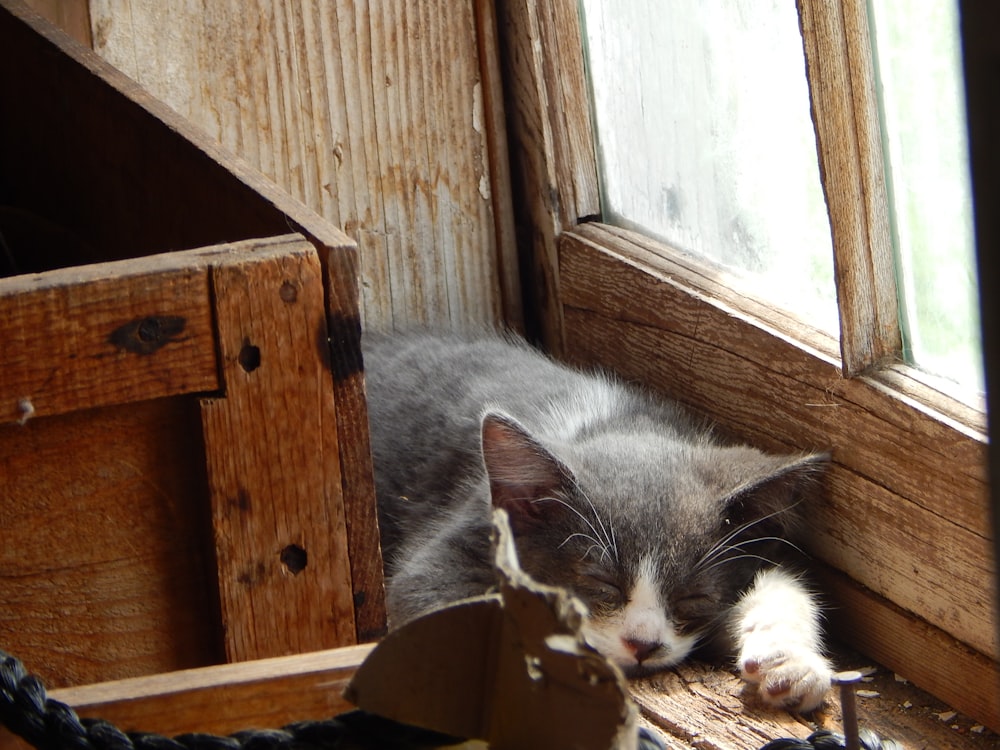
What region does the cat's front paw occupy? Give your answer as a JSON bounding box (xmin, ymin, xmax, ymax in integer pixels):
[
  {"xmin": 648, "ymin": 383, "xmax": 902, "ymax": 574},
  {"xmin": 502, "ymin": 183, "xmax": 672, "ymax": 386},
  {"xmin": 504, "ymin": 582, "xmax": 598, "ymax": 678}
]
[{"xmin": 739, "ymin": 647, "xmax": 832, "ymax": 712}]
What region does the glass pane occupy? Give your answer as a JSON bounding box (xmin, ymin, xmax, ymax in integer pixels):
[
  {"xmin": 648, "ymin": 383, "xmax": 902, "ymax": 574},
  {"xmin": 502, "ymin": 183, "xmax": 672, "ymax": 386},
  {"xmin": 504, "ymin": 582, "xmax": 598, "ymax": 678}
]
[
  {"xmin": 869, "ymin": 1, "xmax": 984, "ymax": 393},
  {"xmin": 580, "ymin": 0, "xmax": 837, "ymax": 334}
]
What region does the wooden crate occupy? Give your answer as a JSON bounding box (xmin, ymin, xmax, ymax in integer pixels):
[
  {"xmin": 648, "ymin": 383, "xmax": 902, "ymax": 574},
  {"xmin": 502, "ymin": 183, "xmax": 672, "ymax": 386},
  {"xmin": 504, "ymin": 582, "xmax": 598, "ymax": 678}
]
[{"xmin": 0, "ymin": 0, "xmax": 386, "ymax": 690}]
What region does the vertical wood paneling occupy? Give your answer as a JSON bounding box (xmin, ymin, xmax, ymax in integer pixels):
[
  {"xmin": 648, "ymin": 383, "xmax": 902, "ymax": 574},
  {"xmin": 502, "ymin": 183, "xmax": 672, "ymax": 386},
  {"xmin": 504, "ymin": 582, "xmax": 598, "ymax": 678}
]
[{"xmin": 88, "ymin": 0, "xmax": 517, "ymax": 332}]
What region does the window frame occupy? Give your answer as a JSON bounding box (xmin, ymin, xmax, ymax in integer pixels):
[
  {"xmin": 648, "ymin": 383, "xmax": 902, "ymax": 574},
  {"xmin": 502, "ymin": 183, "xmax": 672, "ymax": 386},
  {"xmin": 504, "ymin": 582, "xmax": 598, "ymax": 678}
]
[{"xmin": 496, "ymin": 0, "xmax": 995, "ymax": 729}]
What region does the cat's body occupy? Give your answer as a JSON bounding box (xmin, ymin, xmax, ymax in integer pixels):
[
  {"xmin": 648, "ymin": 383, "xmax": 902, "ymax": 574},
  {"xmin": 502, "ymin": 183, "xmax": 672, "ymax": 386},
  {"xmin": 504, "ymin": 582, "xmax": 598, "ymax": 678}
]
[{"xmin": 364, "ymin": 330, "xmax": 832, "ymax": 711}]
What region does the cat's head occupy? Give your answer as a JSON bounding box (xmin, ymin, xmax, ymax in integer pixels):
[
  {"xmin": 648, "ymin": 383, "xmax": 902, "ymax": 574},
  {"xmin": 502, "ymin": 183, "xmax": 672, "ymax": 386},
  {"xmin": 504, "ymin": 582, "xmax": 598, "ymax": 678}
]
[{"xmin": 480, "ymin": 410, "xmax": 827, "ymax": 675}]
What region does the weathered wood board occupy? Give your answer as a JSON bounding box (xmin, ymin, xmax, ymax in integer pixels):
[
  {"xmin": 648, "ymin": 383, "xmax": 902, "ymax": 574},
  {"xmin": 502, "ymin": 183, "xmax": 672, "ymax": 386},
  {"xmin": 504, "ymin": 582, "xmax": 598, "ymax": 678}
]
[
  {"xmin": 200, "ymin": 242, "xmax": 358, "ymax": 662},
  {"xmin": 84, "ymin": 0, "xmax": 520, "ymax": 332}
]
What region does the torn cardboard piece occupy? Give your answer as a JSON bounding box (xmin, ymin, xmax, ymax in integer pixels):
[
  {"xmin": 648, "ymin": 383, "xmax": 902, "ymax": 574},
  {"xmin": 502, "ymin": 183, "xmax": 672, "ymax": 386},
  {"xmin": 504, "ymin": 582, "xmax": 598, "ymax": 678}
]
[{"xmin": 345, "ymin": 509, "xmax": 639, "ymax": 750}]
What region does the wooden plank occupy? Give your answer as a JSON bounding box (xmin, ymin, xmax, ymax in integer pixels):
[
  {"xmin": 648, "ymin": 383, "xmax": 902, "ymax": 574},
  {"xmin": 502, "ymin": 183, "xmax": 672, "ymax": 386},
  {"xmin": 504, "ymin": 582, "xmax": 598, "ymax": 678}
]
[
  {"xmin": 200, "ymin": 239, "xmax": 358, "ymax": 662},
  {"xmin": 0, "ymin": 645, "xmax": 373, "ymax": 749},
  {"xmin": 324, "ymin": 239, "xmax": 388, "ymax": 643},
  {"xmin": 496, "ymin": 0, "xmax": 600, "ymax": 349},
  {"xmin": 557, "ymin": 224, "xmax": 996, "ymax": 727},
  {"xmin": 0, "ymin": 251, "xmax": 218, "ymax": 426},
  {"xmin": 473, "ymin": 0, "xmax": 523, "ymax": 332},
  {"xmin": 797, "ymin": 0, "xmax": 901, "ymax": 375},
  {"xmin": 0, "ymin": 397, "xmax": 223, "ymax": 689},
  {"xmin": 2, "ymin": 1, "xmax": 383, "ymax": 645},
  {"xmin": 87, "ymin": 0, "xmax": 510, "ymax": 332}
]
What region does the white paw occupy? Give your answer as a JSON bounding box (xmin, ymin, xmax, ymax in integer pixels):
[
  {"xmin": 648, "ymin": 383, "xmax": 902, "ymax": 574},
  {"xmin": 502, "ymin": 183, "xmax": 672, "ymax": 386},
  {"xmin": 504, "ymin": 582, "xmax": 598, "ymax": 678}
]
[{"xmin": 739, "ymin": 646, "xmax": 832, "ymax": 712}]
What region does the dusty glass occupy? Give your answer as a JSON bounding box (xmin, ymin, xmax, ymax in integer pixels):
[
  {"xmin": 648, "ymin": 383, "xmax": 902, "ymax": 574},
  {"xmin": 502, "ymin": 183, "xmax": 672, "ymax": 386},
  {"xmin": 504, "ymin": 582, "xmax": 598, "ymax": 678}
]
[{"xmin": 580, "ymin": 0, "xmax": 838, "ymax": 334}]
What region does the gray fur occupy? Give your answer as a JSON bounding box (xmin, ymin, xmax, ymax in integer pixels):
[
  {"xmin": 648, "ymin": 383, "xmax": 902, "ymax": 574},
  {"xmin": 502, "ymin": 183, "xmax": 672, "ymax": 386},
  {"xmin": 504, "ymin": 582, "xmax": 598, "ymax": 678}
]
[{"xmin": 364, "ymin": 330, "xmax": 825, "ymax": 673}]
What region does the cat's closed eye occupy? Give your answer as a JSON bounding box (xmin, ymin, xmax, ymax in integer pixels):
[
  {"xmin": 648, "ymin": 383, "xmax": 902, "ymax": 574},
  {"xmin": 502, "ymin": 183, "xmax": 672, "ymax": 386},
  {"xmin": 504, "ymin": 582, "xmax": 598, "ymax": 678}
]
[
  {"xmin": 580, "ymin": 571, "xmax": 625, "ymax": 606},
  {"xmin": 672, "ymin": 591, "xmax": 717, "ymax": 622}
]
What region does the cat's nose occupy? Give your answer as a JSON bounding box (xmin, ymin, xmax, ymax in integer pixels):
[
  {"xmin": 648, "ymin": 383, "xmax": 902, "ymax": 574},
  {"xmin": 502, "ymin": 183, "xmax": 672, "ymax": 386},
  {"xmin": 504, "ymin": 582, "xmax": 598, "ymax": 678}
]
[{"xmin": 623, "ymin": 638, "xmax": 663, "ymax": 664}]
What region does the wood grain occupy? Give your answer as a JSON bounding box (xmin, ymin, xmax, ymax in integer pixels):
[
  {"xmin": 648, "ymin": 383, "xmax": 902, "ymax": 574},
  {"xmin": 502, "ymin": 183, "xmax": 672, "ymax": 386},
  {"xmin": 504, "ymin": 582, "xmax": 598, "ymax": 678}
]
[
  {"xmin": 563, "ymin": 224, "xmax": 988, "ymax": 534},
  {"xmin": 200, "ymin": 239, "xmax": 358, "ymax": 662},
  {"xmin": 87, "ymin": 0, "xmax": 513, "ymax": 333},
  {"xmin": 557, "ymin": 223, "xmax": 996, "ymax": 729},
  {"xmin": 0, "ymin": 397, "xmax": 223, "ymax": 689},
  {"xmin": 496, "ymin": 0, "xmax": 600, "ymax": 348},
  {"xmin": 797, "ymin": 0, "xmax": 902, "ymax": 375},
  {"xmin": 473, "ymin": 0, "xmax": 523, "ymax": 331},
  {"xmin": 2, "ymin": 1, "xmax": 386, "ymax": 653},
  {"xmin": 0, "ymin": 250, "xmax": 219, "ymax": 426},
  {"xmin": 632, "ymin": 643, "xmax": 998, "ymax": 750}
]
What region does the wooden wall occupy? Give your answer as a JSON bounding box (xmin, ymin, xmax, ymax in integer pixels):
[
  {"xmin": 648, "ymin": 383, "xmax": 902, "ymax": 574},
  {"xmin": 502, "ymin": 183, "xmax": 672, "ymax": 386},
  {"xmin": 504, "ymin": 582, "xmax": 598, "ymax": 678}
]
[{"xmin": 27, "ymin": 0, "xmax": 521, "ymax": 333}]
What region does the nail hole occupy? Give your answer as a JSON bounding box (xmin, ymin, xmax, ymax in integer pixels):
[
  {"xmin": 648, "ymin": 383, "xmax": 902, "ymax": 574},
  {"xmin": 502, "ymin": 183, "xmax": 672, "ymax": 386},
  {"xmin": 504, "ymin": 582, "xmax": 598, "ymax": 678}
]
[
  {"xmin": 280, "ymin": 544, "xmax": 307, "ymax": 575},
  {"xmin": 238, "ymin": 341, "xmax": 261, "ymax": 372},
  {"xmin": 279, "ymin": 281, "xmax": 298, "ymax": 303}
]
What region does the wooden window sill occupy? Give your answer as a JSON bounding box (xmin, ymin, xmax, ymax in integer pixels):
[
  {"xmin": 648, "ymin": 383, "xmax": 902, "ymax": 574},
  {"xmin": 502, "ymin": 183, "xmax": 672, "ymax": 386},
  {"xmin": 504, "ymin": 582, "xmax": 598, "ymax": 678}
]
[{"xmin": 634, "ymin": 644, "xmax": 999, "ymax": 749}]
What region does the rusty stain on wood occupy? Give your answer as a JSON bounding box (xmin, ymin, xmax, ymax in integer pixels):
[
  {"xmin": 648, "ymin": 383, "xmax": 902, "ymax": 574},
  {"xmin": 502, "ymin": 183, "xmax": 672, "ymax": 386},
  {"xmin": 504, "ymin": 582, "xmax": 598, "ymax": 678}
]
[{"xmin": 0, "ymin": 250, "xmax": 220, "ymax": 426}]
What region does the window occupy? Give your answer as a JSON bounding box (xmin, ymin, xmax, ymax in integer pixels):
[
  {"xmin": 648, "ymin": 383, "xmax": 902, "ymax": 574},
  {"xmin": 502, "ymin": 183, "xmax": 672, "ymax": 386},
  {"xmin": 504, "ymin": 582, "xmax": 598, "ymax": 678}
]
[
  {"xmin": 580, "ymin": 0, "xmax": 982, "ymax": 397},
  {"xmin": 498, "ymin": 0, "xmax": 994, "ymax": 730}
]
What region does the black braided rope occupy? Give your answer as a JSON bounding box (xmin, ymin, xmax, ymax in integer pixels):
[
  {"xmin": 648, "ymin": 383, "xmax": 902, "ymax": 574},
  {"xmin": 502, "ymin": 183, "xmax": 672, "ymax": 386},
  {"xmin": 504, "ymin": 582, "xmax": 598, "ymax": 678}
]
[{"xmin": 759, "ymin": 728, "xmax": 904, "ymax": 750}]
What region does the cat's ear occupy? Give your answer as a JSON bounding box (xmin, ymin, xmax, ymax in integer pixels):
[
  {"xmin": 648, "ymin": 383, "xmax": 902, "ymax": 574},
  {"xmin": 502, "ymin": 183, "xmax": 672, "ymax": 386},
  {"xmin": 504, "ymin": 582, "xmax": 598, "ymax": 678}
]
[
  {"xmin": 480, "ymin": 412, "xmax": 574, "ymax": 529},
  {"xmin": 722, "ymin": 452, "xmax": 829, "ymax": 533}
]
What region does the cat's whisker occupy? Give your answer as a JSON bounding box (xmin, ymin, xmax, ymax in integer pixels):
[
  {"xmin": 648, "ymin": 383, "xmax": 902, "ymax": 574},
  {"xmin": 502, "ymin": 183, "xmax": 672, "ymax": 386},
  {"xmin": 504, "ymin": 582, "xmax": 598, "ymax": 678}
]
[
  {"xmin": 705, "ymin": 534, "xmax": 804, "ymax": 563},
  {"xmin": 564, "ymin": 476, "xmax": 619, "ymax": 564},
  {"xmin": 558, "ymin": 531, "xmax": 612, "ymax": 562},
  {"xmin": 698, "ymin": 536, "xmax": 805, "ymax": 574},
  {"xmin": 608, "ymin": 518, "xmax": 619, "ymax": 563},
  {"xmin": 584, "ymin": 543, "xmax": 613, "ymax": 563},
  {"xmin": 540, "ymin": 494, "xmax": 617, "ymax": 564},
  {"xmin": 702, "ymin": 552, "xmax": 780, "ymax": 572},
  {"xmin": 694, "ymin": 504, "xmax": 798, "ymax": 570}
]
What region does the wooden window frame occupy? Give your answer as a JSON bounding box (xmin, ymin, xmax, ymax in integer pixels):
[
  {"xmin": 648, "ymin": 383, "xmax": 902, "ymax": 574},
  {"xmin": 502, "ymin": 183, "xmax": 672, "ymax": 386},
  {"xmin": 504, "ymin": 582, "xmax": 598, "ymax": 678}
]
[{"xmin": 497, "ymin": 0, "xmax": 996, "ymax": 730}]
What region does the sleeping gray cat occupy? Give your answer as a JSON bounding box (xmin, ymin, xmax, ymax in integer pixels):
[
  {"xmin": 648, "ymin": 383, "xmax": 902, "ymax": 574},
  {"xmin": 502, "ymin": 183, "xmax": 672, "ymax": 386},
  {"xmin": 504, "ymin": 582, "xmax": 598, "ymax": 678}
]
[{"xmin": 364, "ymin": 330, "xmax": 832, "ymax": 711}]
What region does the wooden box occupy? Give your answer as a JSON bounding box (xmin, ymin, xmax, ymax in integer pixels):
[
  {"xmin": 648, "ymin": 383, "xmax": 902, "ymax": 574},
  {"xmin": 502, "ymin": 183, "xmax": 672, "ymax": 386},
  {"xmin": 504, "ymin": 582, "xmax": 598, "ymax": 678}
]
[{"xmin": 0, "ymin": 0, "xmax": 385, "ymax": 693}]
